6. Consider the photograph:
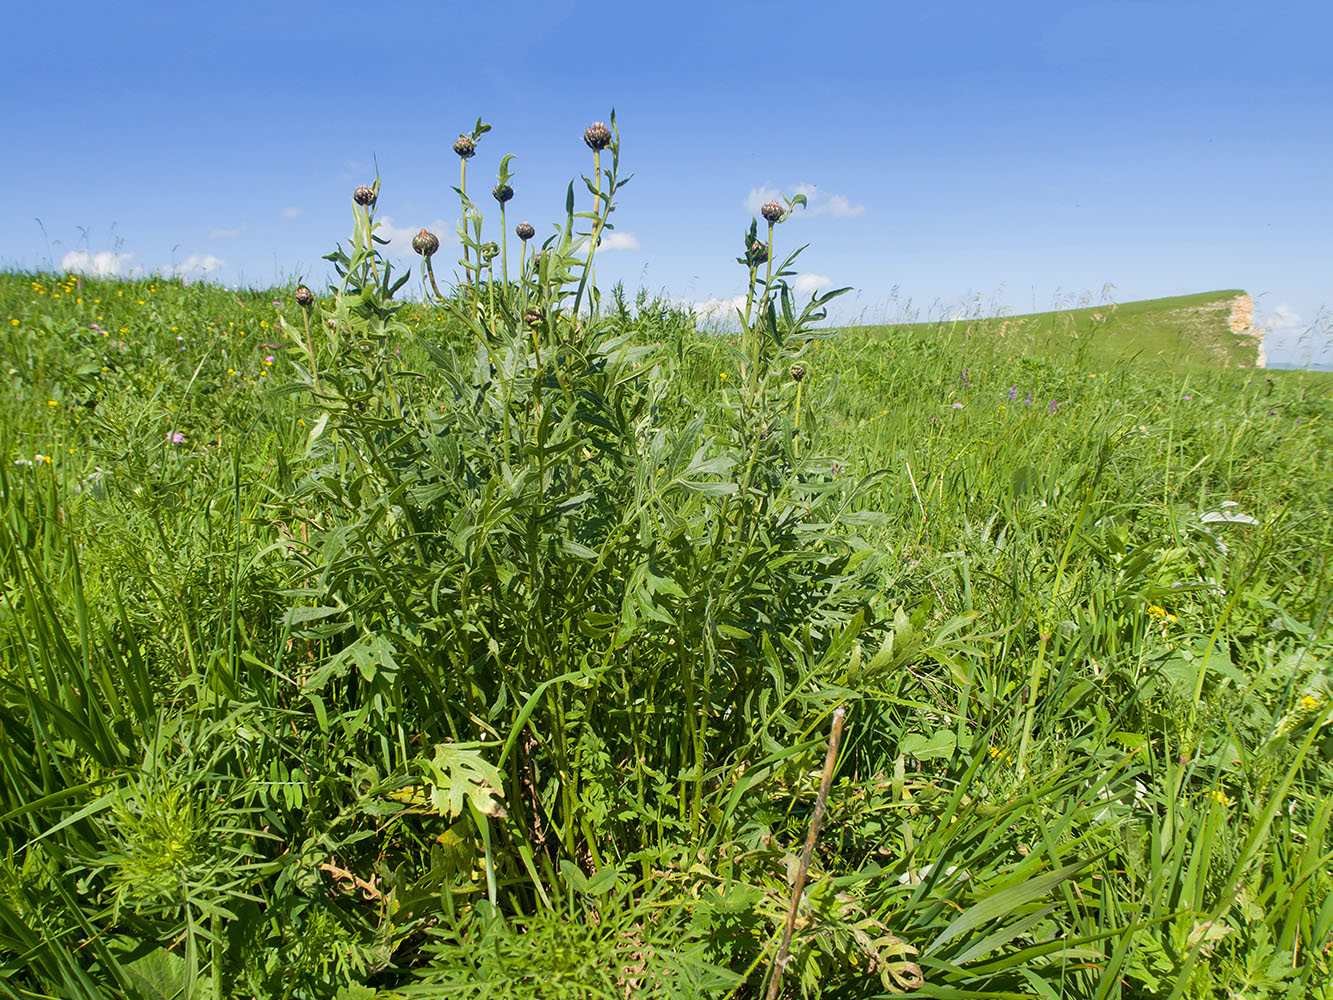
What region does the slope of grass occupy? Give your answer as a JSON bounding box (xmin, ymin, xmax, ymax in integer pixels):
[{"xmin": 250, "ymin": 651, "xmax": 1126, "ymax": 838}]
[
  {"xmin": 1, "ymin": 256, "xmax": 1329, "ymax": 1000},
  {"xmin": 859, "ymin": 289, "xmax": 1264, "ymax": 371}
]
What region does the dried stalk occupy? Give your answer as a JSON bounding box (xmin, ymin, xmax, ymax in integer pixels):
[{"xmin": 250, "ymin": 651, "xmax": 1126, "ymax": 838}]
[{"xmin": 764, "ymin": 706, "xmax": 847, "ymax": 1000}]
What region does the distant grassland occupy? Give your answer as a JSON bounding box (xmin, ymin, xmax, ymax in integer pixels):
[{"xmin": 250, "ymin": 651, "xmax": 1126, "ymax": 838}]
[
  {"xmin": 1, "ymin": 268, "xmax": 1330, "ymax": 999},
  {"xmin": 854, "ymin": 289, "xmax": 1263, "ymax": 370}
]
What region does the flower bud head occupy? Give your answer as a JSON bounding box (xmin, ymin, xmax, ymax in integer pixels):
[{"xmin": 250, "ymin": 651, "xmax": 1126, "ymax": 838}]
[
  {"xmin": 583, "ymin": 121, "xmax": 612, "ymax": 150},
  {"xmin": 353, "ymin": 185, "xmax": 376, "ymax": 207},
  {"xmin": 294, "ymin": 286, "xmax": 315, "ymax": 308},
  {"xmin": 749, "ymin": 240, "xmax": 769, "ymax": 266},
  {"xmin": 524, "ymin": 307, "xmax": 543, "ymax": 328},
  {"xmin": 515, "ymin": 221, "xmax": 535, "ymax": 241},
  {"xmin": 492, "ymin": 183, "xmax": 514, "ymax": 204},
  {"xmin": 788, "ymin": 363, "xmax": 806, "ymax": 383},
  {"xmin": 412, "ymin": 229, "xmax": 440, "ymax": 257},
  {"xmin": 480, "ymin": 241, "xmax": 499, "ymax": 262},
  {"xmin": 453, "ymin": 135, "xmax": 476, "ymax": 159},
  {"xmin": 760, "ymin": 200, "xmax": 784, "ymax": 224}
]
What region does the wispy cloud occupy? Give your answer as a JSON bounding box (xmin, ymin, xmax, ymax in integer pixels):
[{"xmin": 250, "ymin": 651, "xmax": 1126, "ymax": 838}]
[
  {"xmin": 691, "ymin": 294, "xmax": 748, "ymax": 323},
  {"xmin": 793, "ymin": 273, "xmax": 833, "ymax": 297},
  {"xmin": 599, "ymin": 231, "xmax": 641, "ymax": 252},
  {"xmin": 573, "ymin": 232, "xmax": 642, "ymax": 254},
  {"xmin": 1259, "ymin": 303, "xmax": 1306, "ymax": 336},
  {"xmin": 170, "ymin": 254, "xmax": 226, "ymax": 279},
  {"xmin": 375, "ymin": 216, "xmax": 453, "ymax": 258},
  {"xmin": 60, "ymin": 249, "xmax": 137, "ymax": 277},
  {"xmin": 281, "ymin": 206, "xmax": 301, "ymax": 219},
  {"xmin": 209, "ymin": 223, "xmax": 247, "ymax": 239},
  {"xmin": 746, "ymin": 184, "xmax": 866, "ymax": 219}
]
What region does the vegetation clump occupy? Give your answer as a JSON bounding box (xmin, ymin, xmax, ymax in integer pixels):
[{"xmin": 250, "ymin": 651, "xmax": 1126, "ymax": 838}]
[{"xmin": 0, "ymin": 115, "xmax": 1330, "ymax": 1000}]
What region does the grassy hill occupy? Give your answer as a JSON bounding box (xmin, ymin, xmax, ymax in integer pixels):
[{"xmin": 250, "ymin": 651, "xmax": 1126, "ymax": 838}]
[
  {"xmin": 1, "ymin": 268, "xmax": 1330, "ymax": 997},
  {"xmin": 852, "ymin": 289, "xmax": 1266, "ymax": 370}
]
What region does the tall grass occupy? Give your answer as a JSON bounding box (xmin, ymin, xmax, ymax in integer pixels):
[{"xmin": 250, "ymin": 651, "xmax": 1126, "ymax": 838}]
[{"xmin": 0, "ymin": 118, "xmax": 1330, "ymax": 999}]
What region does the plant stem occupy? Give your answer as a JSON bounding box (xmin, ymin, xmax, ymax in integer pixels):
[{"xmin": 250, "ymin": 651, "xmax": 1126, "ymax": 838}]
[
  {"xmin": 765, "ymin": 707, "xmax": 847, "ymax": 1000},
  {"xmin": 425, "ymin": 256, "xmax": 444, "ymax": 303},
  {"xmin": 500, "ymin": 204, "xmax": 509, "ymax": 290},
  {"xmin": 460, "ymin": 157, "xmax": 476, "ymax": 322},
  {"xmin": 573, "ymin": 148, "xmax": 605, "ymax": 319},
  {"xmin": 301, "ymin": 309, "xmax": 320, "ymax": 393}
]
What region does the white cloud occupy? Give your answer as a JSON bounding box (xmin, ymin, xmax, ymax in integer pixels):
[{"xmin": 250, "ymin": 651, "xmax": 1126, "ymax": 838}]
[
  {"xmin": 793, "ymin": 273, "xmax": 833, "ymax": 298},
  {"xmin": 375, "ymin": 216, "xmax": 454, "ymax": 258},
  {"xmin": 572, "ymin": 231, "xmax": 642, "ymax": 254},
  {"xmin": 598, "ymin": 231, "xmax": 641, "ymax": 252},
  {"xmin": 819, "ymin": 194, "xmax": 864, "ymax": 218},
  {"xmin": 171, "ymin": 254, "xmax": 226, "ymax": 279},
  {"xmin": 1259, "ymin": 304, "xmax": 1305, "ymax": 336},
  {"xmin": 209, "ymin": 223, "xmax": 247, "ymax": 239},
  {"xmin": 281, "ymin": 206, "xmax": 301, "ymax": 219},
  {"xmin": 60, "ymin": 249, "xmax": 137, "ymax": 277},
  {"xmin": 746, "ymin": 183, "xmax": 866, "ymax": 219},
  {"xmin": 691, "ymin": 294, "xmax": 749, "ymax": 323}
]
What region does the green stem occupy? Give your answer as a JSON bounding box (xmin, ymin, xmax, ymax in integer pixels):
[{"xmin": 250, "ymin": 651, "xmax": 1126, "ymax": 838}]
[
  {"xmin": 518, "ymin": 240, "xmax": 528, "ymax": 317},
  {"xmin": 572, "ymin": 148, "xmax": 604, "ymax": 319},
  {"xmin": 1016, "ymin": 479, "xmax": 1097, "ymax": 775},
  {"xmin": 425, "ymin": 255, "xmax": 444, "ymax": 303},
  {"xmin": 460, "ymin": 157, "xmax": 476, "ymax": 322},
  {"xmin": 793, "ymin": 380, "xmax": 803, "ymax": 459},
  {"xmin": 486, "ymin": 259, "xmax": 496, "ymax": 341},
  {"xmin": 300, "ymin": 309, "xmax": 320, "ymax": 394}
]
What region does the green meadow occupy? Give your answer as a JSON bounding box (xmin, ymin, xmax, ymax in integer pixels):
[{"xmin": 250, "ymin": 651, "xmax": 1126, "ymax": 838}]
[{"xmin": 1, "ymin": 121, "xmax": 1330, "ymax": 999}]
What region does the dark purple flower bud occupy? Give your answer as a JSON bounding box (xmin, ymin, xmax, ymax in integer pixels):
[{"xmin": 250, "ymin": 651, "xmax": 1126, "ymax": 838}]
[
  {"xmin": 353, "ymin": 185, "xmax": 376, "ymax": 207},
  {"xmin": 453, "ymin": 135, "xmax": 476, "ymax": 159},
  {"xmin": 583, "ymin": 121, "xmax": 612, "ymax": 150},
  {"xmin": 294, "ymin": 286, "xmax": 315, "ymax": 308},
  {"xmin": 760, "ymin": 200, "xmax": 783, "ymax": 224},
  {"xmin": 515, "ymin": 221, "xmax": 535, "ymax": 241},
  {"xmin": 412, "ymin": 229, "xmax": 439, "ymax": 257},
  {"xmin": 493, "ymin": 184, "xmax": 514, "ymax": 204}
]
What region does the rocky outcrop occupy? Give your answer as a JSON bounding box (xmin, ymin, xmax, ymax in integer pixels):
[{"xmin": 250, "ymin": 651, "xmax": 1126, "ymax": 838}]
[{"xmin": 1228, "ymin": 293, "xmax": 1266, "ymax": 368}]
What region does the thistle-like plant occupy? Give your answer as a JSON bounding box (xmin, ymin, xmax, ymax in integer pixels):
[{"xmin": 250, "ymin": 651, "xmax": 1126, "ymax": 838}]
[{"xmin": 453, "ymin": 117, "xmax": 491, "ymax": 317}]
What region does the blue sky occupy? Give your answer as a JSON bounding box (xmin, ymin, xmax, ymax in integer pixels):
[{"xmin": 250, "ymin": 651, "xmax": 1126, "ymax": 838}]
[{"xmin": 6, "ymin": 0, "xmax": 1331, "ymax": 366}]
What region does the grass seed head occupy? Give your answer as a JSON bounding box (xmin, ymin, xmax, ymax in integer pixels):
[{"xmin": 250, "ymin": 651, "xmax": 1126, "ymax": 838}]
[
  {"xmin": 583, "ymin": 121, "xmax": 612, "ymax": 151},
  {"xmin": 412, "ymin": 229, "xmax": 440, "ymax": 257},
  {"xmin": 453, "ymin": 135, "xmax": 476, "ymax": 159},
  {"xmin": 294, "ymin": 286, "xmax": 315, "ymax": 308},
  {"xmin": 761, "ymin": 200, "xmax": 784, "ymax": 224},
  {"xmin": 493, "ymin": 183, "xmax": 514, "ymax": 204},
  {"xmin": 515, "ymin": 221, "xmax": 535, "ymax": 241},
  {"xmin": 352, "ymin": 185, "xmax": 377, "ymax": 207}
]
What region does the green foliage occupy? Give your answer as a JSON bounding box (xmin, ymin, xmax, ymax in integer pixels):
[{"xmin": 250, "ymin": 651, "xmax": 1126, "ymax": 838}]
[{"xmin": 0, "ymin": 119, "xmax": 1330, "ymax": 1000}]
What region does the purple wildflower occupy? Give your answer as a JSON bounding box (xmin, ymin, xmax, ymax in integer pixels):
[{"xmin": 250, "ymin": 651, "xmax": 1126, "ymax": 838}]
[{"xmin": 167, "ymin": 432, "xmax": 185, "ymax": 445}]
